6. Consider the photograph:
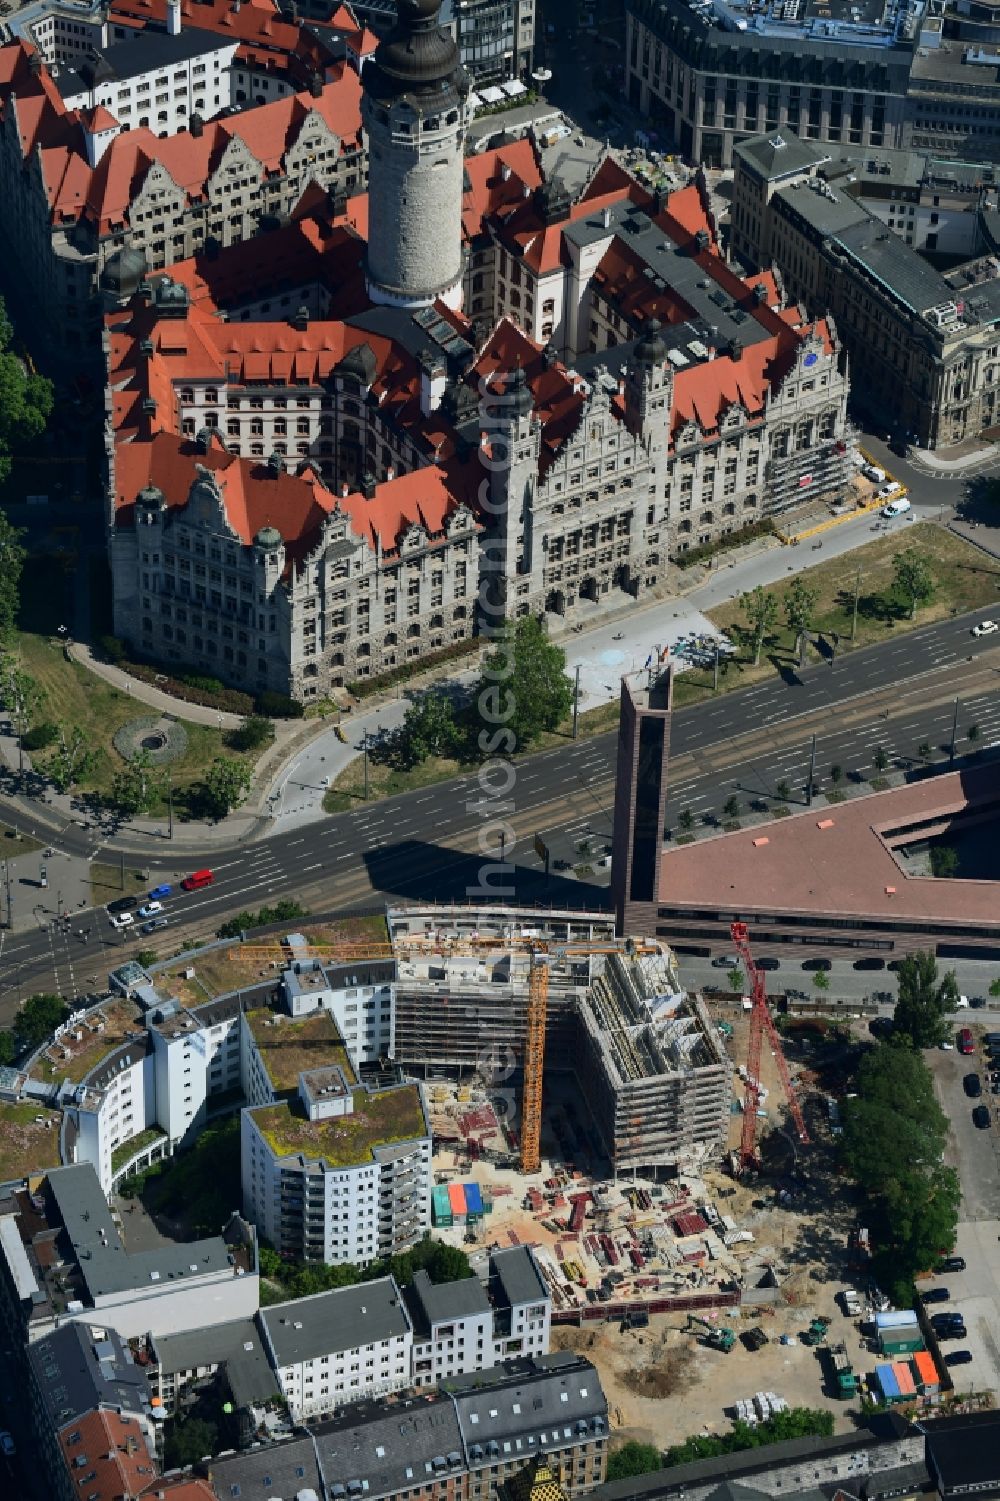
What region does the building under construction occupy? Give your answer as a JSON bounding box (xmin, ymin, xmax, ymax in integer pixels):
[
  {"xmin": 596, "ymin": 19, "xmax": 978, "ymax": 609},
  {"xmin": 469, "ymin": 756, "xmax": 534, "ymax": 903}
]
[{"xmin": 386, "ymin": 906, "xmax": 732, "ymax": 1177}]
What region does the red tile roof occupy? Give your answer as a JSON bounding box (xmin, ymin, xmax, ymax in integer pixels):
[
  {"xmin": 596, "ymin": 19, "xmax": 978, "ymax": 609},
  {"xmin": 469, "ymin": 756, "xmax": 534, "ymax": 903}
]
[
  {"xmin": 0, "ymin": 40, "xmax": 362, "ymax": 236},
  {"xmin": 462, "ymin": 137, "xmax": 544, "ymax": 242},
  {"xmin": 58, "ymin": 1409, "xmax": 157, "ymax": 1501}
]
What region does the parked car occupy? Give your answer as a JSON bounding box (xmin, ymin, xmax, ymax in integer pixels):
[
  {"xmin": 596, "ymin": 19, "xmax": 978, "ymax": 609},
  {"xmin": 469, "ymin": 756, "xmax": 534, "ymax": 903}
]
[
  {"xmin": 930, "ymin": 1312, "xmax": 964, "ymax": 1329},
  {"xmin": 853, "ymin": 957, "xmax": 885, "ymax": 971},
  {"xmin": 937, "ymin": 1325, "xmax": 968, "ymax": 1341},
  {"xmin": 944, "ymin": 1351, "xmax": 974, "ymax": 1367},
  {"xmin": 922, "ymin": 1287, "xmax": 950, "ymax": 1304},
  {"xmin": 137, "ymin": 900, "xmax": 163, "ymax": 919},
  {"xmin": 757, "ymin": 957, "xmax": 780, "ymax": 970},
  {"xmin": 106, "ymin": 896, "xmax": 138, "ymax": 914},
  {"xmin": 972, "ymin": 620, "xmax": 999, "ymax": 637},
  {"xmin": 964, "ymin": 1073, "xmax": 983, "ymax": 1098},
  {"xmin": 973, "ymin": 1105, "xmax": 992, "ymax": 1129},
  {"xmin": 936, "ymin": 1256, "xmax": 966, "ymax": 1273},
  {"xmin": 712, "ymin": 955, "xmax": 740, "ymax": 968},
  {"xmin": 802, "ymin": 957, "xmax": 832, "ymax": 972},
  {"xmin": 109, "ymin": 912, "xmax": 134, "ymax": 930}
]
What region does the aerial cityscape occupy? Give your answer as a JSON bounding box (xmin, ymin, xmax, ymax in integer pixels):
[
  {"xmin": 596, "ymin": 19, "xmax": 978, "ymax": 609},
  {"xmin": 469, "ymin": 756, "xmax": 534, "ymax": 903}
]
[{"xmin": 0, "ymin": 0, "xmax": 998, "ymax": 1498}]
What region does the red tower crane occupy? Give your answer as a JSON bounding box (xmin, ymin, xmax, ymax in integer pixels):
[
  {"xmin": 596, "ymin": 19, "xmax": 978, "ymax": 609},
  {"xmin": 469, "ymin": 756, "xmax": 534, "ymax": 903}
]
[{"xmin": 730, "ymin": 920, "xmax": 810, "ymax": 1170}]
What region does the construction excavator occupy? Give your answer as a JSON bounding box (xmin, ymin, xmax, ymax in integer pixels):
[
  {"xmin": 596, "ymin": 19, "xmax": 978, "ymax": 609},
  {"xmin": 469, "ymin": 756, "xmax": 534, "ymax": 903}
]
[
  {"xmin": 687, "ymin": 1314, "xmax": 736, "ymax": 1352},
  {"xmin": 228, "ymin": 929, "xmax": 661, "ymax": 1176}
]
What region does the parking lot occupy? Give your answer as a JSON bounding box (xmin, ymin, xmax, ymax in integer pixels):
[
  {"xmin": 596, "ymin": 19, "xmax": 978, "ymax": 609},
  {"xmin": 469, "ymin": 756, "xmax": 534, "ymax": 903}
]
[
  {"xmin": 919, "ymin": 1224, "xmax": 1000, "ymax": 1396},
  {"xmin": 930, "ymin": 1043, "xmax": 1000, "ymax": 1223},
  {"xmin": 923, "ymin": 1039, "xmax": 1000, "ymax": 1396}
]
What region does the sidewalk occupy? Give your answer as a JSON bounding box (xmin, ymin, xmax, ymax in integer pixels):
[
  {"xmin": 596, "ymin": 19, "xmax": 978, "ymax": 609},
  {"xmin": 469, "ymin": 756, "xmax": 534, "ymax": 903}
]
[{"xmin": 906, "ymin": 437, "xmax": 998, "ymax": 474}]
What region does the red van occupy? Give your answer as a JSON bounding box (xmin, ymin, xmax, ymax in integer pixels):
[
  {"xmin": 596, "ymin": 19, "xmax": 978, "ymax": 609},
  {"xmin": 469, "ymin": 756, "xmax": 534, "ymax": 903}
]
[
  {"xmin": 957, "ymin": 1028, "xmax": 974, "ymax": 1056},
  {"xmin": 180, "ymin": 869, "xmax": 215, "ymax": 892}
]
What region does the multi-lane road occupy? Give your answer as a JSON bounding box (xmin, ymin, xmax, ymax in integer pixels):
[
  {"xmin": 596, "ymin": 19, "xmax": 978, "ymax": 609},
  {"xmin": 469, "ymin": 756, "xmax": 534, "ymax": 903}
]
[{"xmin": 0, "ymin": 610, "xmax": 998, "ymax": 1016}]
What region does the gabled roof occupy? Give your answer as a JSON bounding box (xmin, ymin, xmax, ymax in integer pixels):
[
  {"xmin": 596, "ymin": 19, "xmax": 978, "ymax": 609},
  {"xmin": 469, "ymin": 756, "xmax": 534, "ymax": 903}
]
[
  {"xmin": 58, "ymin": 1408, "xmax": 157, "ymax": 1501},
  {"xmin": 0, "ymin": 40, "xmax": 362, "ymax": 235},
  {"xmin": 108, "ymin": 0, "xmax": 341, "ymax": 86}
]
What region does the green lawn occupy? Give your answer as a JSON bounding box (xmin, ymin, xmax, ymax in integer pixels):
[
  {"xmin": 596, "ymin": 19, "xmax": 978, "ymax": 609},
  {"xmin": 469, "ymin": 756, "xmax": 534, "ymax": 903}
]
[
  {"xmin": 0, "ymin": 822, "xmax": 42, "ymax": 857},
  {"xmin": 13, "ymin": 555, "xmax": 264, "ymax": 814},
  {"xmin": 90, "ymin": 861, "xmax": 154, "ymax": 907},
  {"xmin": 0, "ymin": 1102, "xmax": 61, "ymax": 1180}
]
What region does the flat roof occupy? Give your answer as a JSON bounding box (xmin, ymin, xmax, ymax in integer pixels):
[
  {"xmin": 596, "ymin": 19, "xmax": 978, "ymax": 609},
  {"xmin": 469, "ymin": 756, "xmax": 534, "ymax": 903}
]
[
  {"xmin": 491, "ymin": 1245, "xmax": 547, "ymax": 1309},
  {"xmin": 658, "ymin": 765, "xmax": 1000, "ymax": 930},
  {"xmin": 245, "ymin": 1006, "xmax": 357, "ymax": 1092},
  {"xmin": 246, "ymin": 1080, "xmax": 427, "ymax": 1167},
  {"xmin": 924, "ymin": 1411, "xmax": 1000, "ymax": 1492},
  {"xmin": 261, "ymin": 1277, "xmax": 409, "ymax": 1366},
  {"xmin": 46, "ymin": 1163, "xmax": 234, "ymax": 1299},
  {"xmin": 405, "ymin": 1269, "xmax": 489, "ymax": 1336},
  {"xmin": 152, "ymin": 1317, "xmax": 277, "ymax": 1408}
]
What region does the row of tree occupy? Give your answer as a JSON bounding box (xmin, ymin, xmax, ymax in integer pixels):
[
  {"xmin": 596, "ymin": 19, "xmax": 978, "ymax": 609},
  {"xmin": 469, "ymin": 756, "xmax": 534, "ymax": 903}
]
[
  {"xmin": 841, "ymin": 956, "xmax": 962, "ymax": 1302},
  {"xmin": 739, "ymin": 547, "xmax": 935, "ymax": 666},
  {"xmin": 374, "ymin": 616, "xmax": 573, "ymax": 773},
  {"xmin": 258, "ymin": 1234, "xmax": 472, "ymax": 1305}
]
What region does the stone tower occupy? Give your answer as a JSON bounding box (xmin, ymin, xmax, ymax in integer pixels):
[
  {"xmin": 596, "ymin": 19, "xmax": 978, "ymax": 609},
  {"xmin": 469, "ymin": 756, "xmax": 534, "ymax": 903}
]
[{"xmin": 362, "ymin": 0, "xmax": 471, "ymax": 310}]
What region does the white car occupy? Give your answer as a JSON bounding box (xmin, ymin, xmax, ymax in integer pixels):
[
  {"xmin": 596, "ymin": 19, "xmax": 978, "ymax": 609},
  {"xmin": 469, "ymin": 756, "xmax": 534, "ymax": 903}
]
[
  {"xmin": 137, "ymin": 900, "xmax": 163, "ymax": 918},
  {"xmin": 877, "ymin": 480, "xmax": 901, "ymax": 499},
  {"xmin": 972, "ymin": 620, "xmax": 999, "ymax": 637},
  {"xmin": 939, "ymin": 1041, "xmax": 955, "ymax": 1051},
  {"xmin": 109, "ymin": 911, "xmax": 134, "ymax": 929}
]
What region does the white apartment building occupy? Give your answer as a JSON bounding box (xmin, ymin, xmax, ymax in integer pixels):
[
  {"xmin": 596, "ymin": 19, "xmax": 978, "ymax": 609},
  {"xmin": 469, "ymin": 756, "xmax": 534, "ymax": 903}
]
[
  {"xmin": 260, "ymin": 1276, "xmax": 412, "ymax": 1422},
  {"xmin": 241, "ymin": 1072, "xmax": 431, "ymax": 1266},
  {"xmin": 406, "ymin": 1246, "xmax": 551, "ymax": 1388},
  {"xmin": 61, "ymin": 989, "xmax": 243, "ymax": 1195},
  {"xmin": 281, "ymin": 956, "xmax": 395, "ymax": 1065}
]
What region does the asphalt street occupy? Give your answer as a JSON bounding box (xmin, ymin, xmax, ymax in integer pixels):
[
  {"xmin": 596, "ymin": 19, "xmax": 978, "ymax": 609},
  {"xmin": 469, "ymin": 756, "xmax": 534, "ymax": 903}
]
[{"xmin": 1, "ymin": 609, "xmax": 998, "ymax": 1016}]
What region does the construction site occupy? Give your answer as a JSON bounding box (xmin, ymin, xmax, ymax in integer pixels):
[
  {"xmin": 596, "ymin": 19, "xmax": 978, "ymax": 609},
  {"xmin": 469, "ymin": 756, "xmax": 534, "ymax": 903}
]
[{"xmin": 386, "ymin": 905, "xmax": 733, "ymax": 1177}]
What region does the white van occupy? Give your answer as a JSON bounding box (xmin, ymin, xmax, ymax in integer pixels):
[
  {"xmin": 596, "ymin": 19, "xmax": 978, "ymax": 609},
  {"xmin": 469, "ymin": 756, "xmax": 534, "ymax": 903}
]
[
  {"xmin": 862, "ymin": 463, "xmax": 886, "ymax": 483},
  {"xmin": 882, "ymin": 496, "xmax": 912, "ymax": 518}
]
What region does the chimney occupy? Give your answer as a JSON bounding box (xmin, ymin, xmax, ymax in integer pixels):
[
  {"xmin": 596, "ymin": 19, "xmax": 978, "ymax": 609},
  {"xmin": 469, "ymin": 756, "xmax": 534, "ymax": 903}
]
[
  {"xmin": 195, "ymin": 427, "xmax": 212, "ymax": 452},
  {"xmin": 419, "ymin": 351, "xmax": 447, "ymax": 416},
  {"xmin": 386, "ymin": 464, "xmax": 395, "ymax": 482},
  {"xmin": 189, "ymin": 112, "xmax": 204, "ymax": 136},
  {"xmin": 601, "ymin": 207, "xmax": 610, "ymax": 229},
  {"xmin": 695, "ymin": 229, "xmax": 710, "ymax": 252},
  {"xmin": 309, "ymin": 71, "xmax": 323, "ymax": 98},
  {"xmin": 166, "ymin": 0, "xmax": 181, "ymax": 35},
  {"xmin": 501, "ymin": 163, "xmax": 511, "ymax": 181},
  {"xmin": 292, "ymin": 304, "xmax": 309, "ymax": 331},
  {"xmin": 361, "ymin": 469, "xmax": 377, "ymax": 499},
  {"xmin": 707, "ymin": 345, "xmax": 716, "ymax": 361},
  {"xmin": 753, "ymin": 282, "xmax": 768, "ymax": 305},
  {"xmin": 341, "ymin": 483, "xmax": 349, "ymax": 498},
  {"xmin": 28, "ymin": 49, "xmax": 42, "ymax": 73},
  {"xmin": 728, "ymin": 336, "xmax": 742, "ymax": 361}
]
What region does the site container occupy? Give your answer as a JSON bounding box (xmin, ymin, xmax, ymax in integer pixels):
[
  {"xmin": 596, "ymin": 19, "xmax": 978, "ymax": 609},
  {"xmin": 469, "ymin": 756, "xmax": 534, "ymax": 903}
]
[
  {"xmin": 448, "ymin": 1182, "xmax": 467, "ymax": 1221},
  {"xmin": 875, "ymin": 1364, "xmax": 902, "ymax": 1401},
  {"xmin": 464, "ymin": 1182, "xmax": 484, "ymax": 1219},
  {"xmin": 911, "ymin": 1350, "xmax": 939, "ymax": 1391},
  {"xmin": 892, "ymin": 1361, "xmax": 916, "ymax": 1396},
  {"xmin": 432, "ymin": 1186, "xmax": 452, "ymax": 1227}
]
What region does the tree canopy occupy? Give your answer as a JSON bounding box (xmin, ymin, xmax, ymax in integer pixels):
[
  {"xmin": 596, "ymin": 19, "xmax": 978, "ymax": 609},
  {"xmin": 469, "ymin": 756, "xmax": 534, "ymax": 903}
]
[
  {"xmin": 0, "ymin": 300, "xmax": 53, "ymax": 485},
  {"xmin": 782, "ymin": 579, "xmax": 818, "ymax": 664},
  {"xmin": 607, "ymin": 1442, "xmax": 663, "ymax": 1482},
  {"xmin": 893, "ymin": 950, "xmax": 958, "ymax": 1049},
  {"xmin": 0, "ymin": 512, "xmax": 26, "ymax": 640},
  {"xmin": 892, "ymin": 549, "xmax": 935, "ymax": 620},
  {"xmin": 473, "ymin": 615, "xmax": 573, "ymax": 753},
  {"xmin": 740, "ymin": 584, "xmax": 779, "ymax": 666},
  {"xmin": 664, "ymin": 1408, "xmax": 834, "ymax": 1467},
  {"xmin": 841, "ymin": 1041, "xmax": 960, "ymax": 1300}
]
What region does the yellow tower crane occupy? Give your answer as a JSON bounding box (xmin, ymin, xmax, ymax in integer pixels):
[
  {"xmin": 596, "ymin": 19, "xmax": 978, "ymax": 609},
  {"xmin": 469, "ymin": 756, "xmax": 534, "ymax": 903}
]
[{"xmin": 229, "ymin": 933, "xmax": 661, "ymax": 1175}]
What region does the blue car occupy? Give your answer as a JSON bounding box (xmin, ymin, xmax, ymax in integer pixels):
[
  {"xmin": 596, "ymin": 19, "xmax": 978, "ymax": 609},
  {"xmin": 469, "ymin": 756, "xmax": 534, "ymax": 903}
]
[{"xmin": 148, "ymin": 884, "xmax": 172, "ymax": 901}]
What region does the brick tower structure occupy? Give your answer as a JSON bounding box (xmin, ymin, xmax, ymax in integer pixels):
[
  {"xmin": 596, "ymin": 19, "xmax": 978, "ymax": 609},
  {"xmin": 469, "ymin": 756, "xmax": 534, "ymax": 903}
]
[{"xmin": 610, "ymin": 666, "xmax": 674, "ymax": 936}]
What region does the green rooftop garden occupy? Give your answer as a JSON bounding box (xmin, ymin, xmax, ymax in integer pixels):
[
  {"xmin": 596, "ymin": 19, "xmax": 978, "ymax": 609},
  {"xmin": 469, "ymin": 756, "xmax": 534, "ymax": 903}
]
[
  {"xmin": 245, "ymin": 1007, "xmax": 357, "ymax": 1094},
  {"xmin": 111, "ymin": 1126, "xmax": 166, "ymax": 1175},
  {"xmin": 31, "ymin": 997, "xmax": 145, "ymax": 1086},
  {"xmin": 249, "ymin": 1085, "xmax": 426, "ymax": 1168},
  {"xmin": 0, "ymin": 1102, "xmax": 61, "ymax": 1181}
]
